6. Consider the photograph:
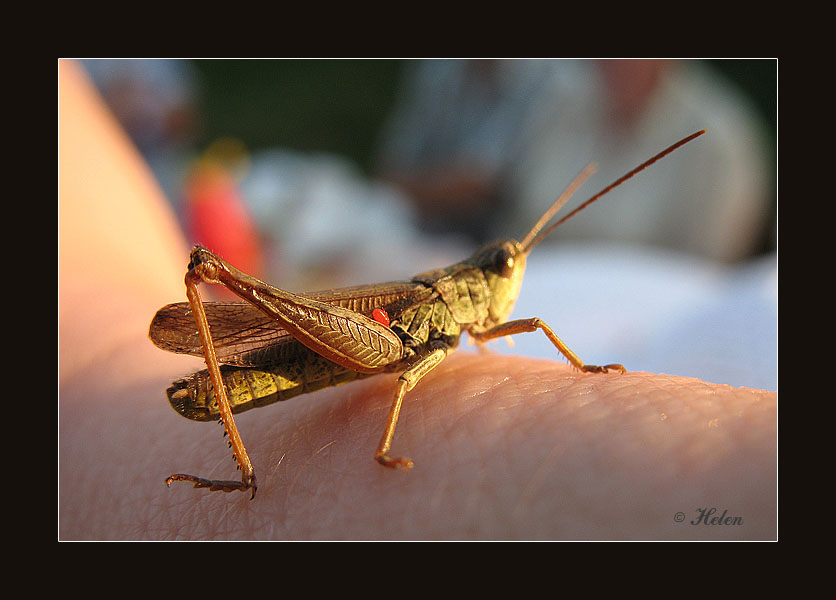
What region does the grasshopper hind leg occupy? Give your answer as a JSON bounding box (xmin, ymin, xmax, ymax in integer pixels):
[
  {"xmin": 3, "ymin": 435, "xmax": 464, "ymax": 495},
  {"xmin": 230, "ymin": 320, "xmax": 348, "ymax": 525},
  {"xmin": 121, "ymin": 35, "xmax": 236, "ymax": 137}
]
[{"xmin": 164, "ymin": 266, "xmax": 258, "ymax": 499}]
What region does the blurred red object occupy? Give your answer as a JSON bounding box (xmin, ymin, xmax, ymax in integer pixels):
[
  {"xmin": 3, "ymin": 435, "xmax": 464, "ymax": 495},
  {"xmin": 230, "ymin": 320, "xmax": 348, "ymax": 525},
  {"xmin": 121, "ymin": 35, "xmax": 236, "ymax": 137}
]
[{"xmin": 183, "ymin": 160, "xmax": 263, "ymax": 282}]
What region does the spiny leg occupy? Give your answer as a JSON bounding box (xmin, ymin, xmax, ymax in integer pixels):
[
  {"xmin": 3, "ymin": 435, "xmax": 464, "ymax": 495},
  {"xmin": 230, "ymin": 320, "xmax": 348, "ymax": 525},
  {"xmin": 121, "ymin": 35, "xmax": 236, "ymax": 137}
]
[
  {"xmin": 376, "ymin": 344, "xmax": 449, "ymax": 469},
  {"xmin": 470, "ymin": 318, "xmax": 626, "ymax": 374},
  {"xmin": 165, "ymin": 266, "xmax": 257, "ymax": 498}
]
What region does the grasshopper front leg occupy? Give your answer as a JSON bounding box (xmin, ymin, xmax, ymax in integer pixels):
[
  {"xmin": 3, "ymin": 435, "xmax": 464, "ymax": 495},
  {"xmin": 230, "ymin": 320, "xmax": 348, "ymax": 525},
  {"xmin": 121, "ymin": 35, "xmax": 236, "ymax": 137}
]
[
  {"xmin": 376, "ymin": 343, "xmax": 449, "ymax": 469},
  {"xmin": 470, "ymin": 318, "xmax": 626, "ymax": 374}
]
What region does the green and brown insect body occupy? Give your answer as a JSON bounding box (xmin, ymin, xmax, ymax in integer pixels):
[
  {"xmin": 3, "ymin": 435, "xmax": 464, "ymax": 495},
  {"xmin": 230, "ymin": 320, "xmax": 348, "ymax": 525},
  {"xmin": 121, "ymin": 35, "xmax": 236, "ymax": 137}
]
[
  {"xmin": 165, "ymin": 240, "xmax": 525, "ymax": 423},
  {"xmin": 157, "ymin": 278, "xmax": 431, "ymax": 421},
  {"xmin": 152, "ymin": 131, "xmax": 706, "ymax": 497}
]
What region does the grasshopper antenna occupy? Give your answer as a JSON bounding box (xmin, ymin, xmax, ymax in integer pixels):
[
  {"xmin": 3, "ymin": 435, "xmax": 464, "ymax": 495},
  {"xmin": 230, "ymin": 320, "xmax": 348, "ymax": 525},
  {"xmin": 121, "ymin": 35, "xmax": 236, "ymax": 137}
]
[
  {"xmin": 519, "ymin": 163, "xmax": 597, "ymax": 252},
  {"xmin": 521, "ymin": 129, "xmax": 707, "ymax": 254}
]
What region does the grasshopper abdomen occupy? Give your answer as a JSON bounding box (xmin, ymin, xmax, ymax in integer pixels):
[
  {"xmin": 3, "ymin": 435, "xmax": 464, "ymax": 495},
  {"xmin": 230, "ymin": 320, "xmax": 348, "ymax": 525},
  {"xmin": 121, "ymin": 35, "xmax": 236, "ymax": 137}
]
[{"xmin": 167, "ymin": 348, "xmax": 373, "ymax": 421}]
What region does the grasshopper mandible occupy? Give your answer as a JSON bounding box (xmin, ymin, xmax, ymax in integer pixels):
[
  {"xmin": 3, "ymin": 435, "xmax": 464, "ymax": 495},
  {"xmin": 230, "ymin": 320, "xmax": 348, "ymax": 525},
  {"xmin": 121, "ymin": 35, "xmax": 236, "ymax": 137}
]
[{"xmin": 150, "ymin": 130, "xmax": 706, "ymax": 499}]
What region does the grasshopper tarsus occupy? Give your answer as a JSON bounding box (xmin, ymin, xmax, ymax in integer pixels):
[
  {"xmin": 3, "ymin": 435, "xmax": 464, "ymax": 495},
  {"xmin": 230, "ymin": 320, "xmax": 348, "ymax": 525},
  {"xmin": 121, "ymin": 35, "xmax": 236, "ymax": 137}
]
[
  {"xmin": 165, "ymin": 473, "xmax": 257, "ymax": 498},
  {"xmin": 580, "ymin": 363, "xmax": 627, "ymax": 374},
  {"xmin": 375, "ymin": 455, "xmax": 415, "ymax": 470}
]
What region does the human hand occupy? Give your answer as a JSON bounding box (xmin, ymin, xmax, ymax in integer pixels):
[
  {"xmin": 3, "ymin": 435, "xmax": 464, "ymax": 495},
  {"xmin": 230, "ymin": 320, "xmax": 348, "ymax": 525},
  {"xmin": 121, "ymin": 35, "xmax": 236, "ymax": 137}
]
[{"xmin": 59, "ymin": 59, "xmax": 775, "ymax": 540}]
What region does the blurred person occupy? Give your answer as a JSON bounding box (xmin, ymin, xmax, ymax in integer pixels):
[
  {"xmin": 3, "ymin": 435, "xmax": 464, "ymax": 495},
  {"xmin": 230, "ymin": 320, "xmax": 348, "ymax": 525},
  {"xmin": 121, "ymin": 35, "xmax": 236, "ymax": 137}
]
[
  {"xmin": 377, "ymin": 59, "xmax": 777, "ymax": 391},
  {"xmin": 376, "ymin": 59, "xmax": 773, "ymax": 263},
  {"xmin": 375, "ymin": 59, "xmax": 549, "ymax": 240}
]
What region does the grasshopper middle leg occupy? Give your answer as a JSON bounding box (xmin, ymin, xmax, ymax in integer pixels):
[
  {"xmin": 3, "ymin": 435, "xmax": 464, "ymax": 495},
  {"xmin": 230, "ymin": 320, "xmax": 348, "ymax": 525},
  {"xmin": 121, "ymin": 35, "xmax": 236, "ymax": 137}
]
[
  {"xmin": 470, "ymin": 318, "xmax": 626, "ymax": 374},
  {"xmin": 375, "ymin": 343, "xmax": 449, "ymax": 469}
]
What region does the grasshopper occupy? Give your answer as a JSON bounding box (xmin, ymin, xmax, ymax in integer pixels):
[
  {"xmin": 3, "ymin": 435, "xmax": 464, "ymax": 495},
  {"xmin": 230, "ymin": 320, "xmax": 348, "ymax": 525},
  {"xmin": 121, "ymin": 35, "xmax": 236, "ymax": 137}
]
[{"xmin": 150, "ymin": 130, "xmax": 706, "ymax": 498}]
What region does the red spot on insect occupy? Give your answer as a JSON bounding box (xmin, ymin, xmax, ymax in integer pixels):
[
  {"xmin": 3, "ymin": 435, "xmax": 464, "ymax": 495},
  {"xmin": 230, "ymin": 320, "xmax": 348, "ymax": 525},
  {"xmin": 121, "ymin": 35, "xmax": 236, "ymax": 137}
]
[{"xmin": 372, "ymin": 308, "xmax": 390, "ymax": 327}]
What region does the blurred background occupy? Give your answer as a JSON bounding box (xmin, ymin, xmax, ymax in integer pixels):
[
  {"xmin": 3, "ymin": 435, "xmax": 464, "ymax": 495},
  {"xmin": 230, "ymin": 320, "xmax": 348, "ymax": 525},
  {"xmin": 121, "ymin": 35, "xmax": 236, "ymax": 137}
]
[{"xmin": 78, "ymin": 59, "xmax": 777, "ymax": 391}]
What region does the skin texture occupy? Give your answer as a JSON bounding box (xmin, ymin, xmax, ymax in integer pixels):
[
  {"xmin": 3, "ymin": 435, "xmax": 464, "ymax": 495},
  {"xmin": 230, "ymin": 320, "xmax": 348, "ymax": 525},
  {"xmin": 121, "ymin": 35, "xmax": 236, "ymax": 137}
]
[{"xmin": 59, "ymin": 60, "xmax": 777, "ymax": 540}]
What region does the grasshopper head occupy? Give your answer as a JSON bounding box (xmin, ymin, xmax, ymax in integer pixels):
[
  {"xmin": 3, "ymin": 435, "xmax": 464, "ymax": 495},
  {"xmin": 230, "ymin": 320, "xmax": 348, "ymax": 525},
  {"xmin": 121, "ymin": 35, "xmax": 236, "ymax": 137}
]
[
  {"xmin": 471, "ymin": 239, "xmax": 527, "ymax": 325},
  {"xmin": 472, "ymin": 164, "xmax": 597, "ymax": 326},
  {"xmin": 476, "ymin": 131, "xmax": 708, "ymax": 328}
]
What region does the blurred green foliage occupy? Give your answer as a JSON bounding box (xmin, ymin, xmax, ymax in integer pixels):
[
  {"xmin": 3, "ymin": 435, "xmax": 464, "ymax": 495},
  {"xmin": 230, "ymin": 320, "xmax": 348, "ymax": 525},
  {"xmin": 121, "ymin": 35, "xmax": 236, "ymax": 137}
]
[{"xmin": 190, "ymin": 59, "xmax": 405, "ymax": 174}]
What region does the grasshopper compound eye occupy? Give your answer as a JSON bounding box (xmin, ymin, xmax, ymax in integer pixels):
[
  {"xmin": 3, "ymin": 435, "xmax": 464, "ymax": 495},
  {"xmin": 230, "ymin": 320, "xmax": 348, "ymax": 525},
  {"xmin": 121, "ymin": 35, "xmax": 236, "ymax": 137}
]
[{"xmin": 491, "ymin": 246, "xmax": 515, "ymax": 279}]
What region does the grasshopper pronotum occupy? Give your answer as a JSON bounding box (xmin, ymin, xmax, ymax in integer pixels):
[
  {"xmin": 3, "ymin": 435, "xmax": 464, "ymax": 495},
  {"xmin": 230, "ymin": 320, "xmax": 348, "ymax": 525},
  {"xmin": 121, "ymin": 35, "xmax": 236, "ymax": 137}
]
[{"xmin": 150, "ymin": 130, "xmax": 706, "ymax": 498}]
